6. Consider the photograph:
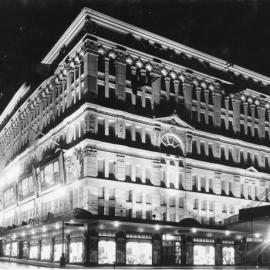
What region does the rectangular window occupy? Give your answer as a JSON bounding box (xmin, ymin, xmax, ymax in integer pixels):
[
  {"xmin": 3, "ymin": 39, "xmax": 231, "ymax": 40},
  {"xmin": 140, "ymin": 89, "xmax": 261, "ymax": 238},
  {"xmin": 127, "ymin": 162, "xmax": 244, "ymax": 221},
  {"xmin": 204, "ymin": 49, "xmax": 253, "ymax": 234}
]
[
  {"xmin": 109, "ymin": 206, "xmax": 115, "ymax": 217},
  {"xmin": 98, "ymin": 187, "xmax": 104, "ymax": 199},
  {"xmin": 135, "ymin": 192, "xmax": 142, "ymax": 203},
  {"xmin": 169, "ymin": 197, "xmax": 175, "ymax": 207},
  {"xmin": 41, "ymin": 160, "xmax": 60, "ymax": 188},
  {"xmin": 193, "ymin": 199, "xmax": 199, "ymax": 210},
  {"xmin": 109, "ymin": 189, "xmax": 115, "ymax": 200},
  {"xmin": 126, "ymin": 190, "xmax": 132, "ymax": 202},
  {"xmin": 201, "ymin": 200, "xmax": 207, "ymax": 211},
  {"xmin": 146, "ymin": 194, "xmax": 151, "ymax": 204},
  {"xmin": 179, "ymin": 198, "xmax": 184, "ymax": 208},
  {"xmin": 201, "ymin": 177, "xmax": 206, "ymax": 192},
  {"xmin": 146, "ymin": 210, "xmax": 152, "ymax": 220},
  {"xmin": 136, "ymin": 210, "xmax": 142, "ymax": 219}
]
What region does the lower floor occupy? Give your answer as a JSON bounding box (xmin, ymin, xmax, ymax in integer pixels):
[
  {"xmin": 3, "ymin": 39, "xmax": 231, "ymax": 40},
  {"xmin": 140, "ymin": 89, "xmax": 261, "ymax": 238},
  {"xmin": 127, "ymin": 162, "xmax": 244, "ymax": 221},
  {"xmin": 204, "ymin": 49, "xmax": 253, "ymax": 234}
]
[{"xmin": 0, "ymin": 219, "xmax": 269, "ymax": 267}]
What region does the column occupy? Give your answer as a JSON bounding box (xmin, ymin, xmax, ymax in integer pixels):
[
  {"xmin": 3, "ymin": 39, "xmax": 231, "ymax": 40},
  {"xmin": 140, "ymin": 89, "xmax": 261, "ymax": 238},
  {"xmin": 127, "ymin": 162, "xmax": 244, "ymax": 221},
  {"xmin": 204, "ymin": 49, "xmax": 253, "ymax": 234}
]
[
  {"xmin": 151, "ymin": 75, "xmax": 161, "ymax": 109},
  {"xmin": 196, "ymin": 87, "xmax": 201, "ymax": 122},
  {"xmin": 243, "ymin": 102, "xmax": 248, "ymax": 135},
  {"xmin": 204, "ymin": 89, "xmax": 209, "ymax": 124},
  {"xmin": 115, "ymin": 52, "xmax": 127, "ymax": 101},
  {"xmin": 258, "ymin": 106, "xmax": 265, "ymax": 139},
  {"xmin": 250, "ymin": 104, "xmax": 255, "ymax": 137},
  {"xmin": 182, "ymin": 75, "xmax": 193, "ymax": 117},
  {"xmin": 232, "ymin": 98, "xmax": 241, "ymax": 133},
  {"xmin": 165, "ymin": 77, "xmax": 170, "ymax": 101},
  {"xmin": 213, "ymin": 91, "xmax": 222, "ymax": 127},
  {"xmin": 225, "ymin": 96, "xmax": 230, "ymax": 130}
]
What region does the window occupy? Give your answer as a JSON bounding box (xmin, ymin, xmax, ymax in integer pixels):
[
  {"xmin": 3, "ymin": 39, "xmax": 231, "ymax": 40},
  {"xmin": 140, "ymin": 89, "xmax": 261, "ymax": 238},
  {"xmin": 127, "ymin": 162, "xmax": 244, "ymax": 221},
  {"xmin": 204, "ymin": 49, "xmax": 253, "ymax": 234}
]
[
  {"xmin": 70, "ymin": 242, "xmax": 83, "ymax": 263},
  {"xmin": 126, "ymin": 190, "xmax": 132, "ymax": 202},
  {"xmin": 109, "ymin": 189, "xmax": 115, "ymax": 200},
  {"xmin": 146, "ymin": 210, "xmax": 152, "ymax": 220},
  {"xmin": 3, "ymin": 187, "xmax": 16, "ymax": 207},
  {"xmin": 98, "ymin": 239, "xmax": 116, "ymax": 264},
  {"xmin": 222, "ymin": 247, "xmax": 235, "ymax": 265},
  {"xmin": 201, "ymin": 177, "xmax": 206, "ymax": 192},
  {"xmin": 209, "ymin": 201, "xmax": 215, "ymax": 212},
  {"xmin": 169, "ymin": 197, "xmax": 176, "ymax": 207},
  {"xmin": 98, "ymin": 159, "xmax": 104, "ymax": 177},
  {"xmin": 222, "ymin": 204, "xmax": 227, "ymax": 214},
  {"xmin": 98, "ymin": 187, "xmax": 105, "ymax": 199},
  {"xmin": 98, "ymin": 205, "xmax": 104, "ymax": 216},
  {"xmin": 41, "ymin": 160, "xmax": 60, "ymax": 188},
  {"xmin": 192, "ymin": 175, "xmax": 198, "ymax": 191},
  {"xmin": 161, "ymin": 135, "xmax": 183, "ymax": 156},
  {"xmin": 19, "ymin": 176, "xmax": 34, "ymax": 199},
  {"xmin": 160, "ymin": 194, "xmax": 166, "ymax": 206},
  {"xmin": 201, "ymin": 200, "xmax": 207, "ymax": 211},
  {"xmin": 136, "ymin": 210, "xmax": 142, "ymax": 219},
  {"xmin": 179, "ymin": 198, "xmax": 184, "ymax": 208},
  {"xmin": 146, "ymin": 194, "xmax": 151, "ymax": 205},
  {"xmin": 193, "ymin": 199, "xmax": 199, "ymax": 210},
  {"xmin": 109, "ymin": 206, "xmax": 115, "ymax": 217},
  {"xmin": 136, "ymin": 192, "xmax": 142, "ymax": 203},
  {"xmin": 209, "ymin": 178, "xmax": 214, "ymax": 193}
]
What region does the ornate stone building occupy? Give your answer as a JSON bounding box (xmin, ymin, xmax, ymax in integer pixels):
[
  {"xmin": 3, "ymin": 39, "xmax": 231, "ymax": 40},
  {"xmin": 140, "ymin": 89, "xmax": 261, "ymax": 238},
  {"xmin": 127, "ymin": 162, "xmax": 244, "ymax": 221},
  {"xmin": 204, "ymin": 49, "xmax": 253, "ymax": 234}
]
[{"xmin": 0, "ymin": 8, "xmax": 270, "ymax": 266}]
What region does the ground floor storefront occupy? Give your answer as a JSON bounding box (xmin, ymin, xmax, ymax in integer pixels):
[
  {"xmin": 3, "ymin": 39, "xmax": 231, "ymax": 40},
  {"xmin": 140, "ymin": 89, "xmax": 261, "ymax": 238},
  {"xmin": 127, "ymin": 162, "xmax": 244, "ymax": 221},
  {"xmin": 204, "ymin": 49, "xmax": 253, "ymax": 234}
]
[{"xmin": 0, "ymin": 219, "xmax": 269, "ymax": 267}]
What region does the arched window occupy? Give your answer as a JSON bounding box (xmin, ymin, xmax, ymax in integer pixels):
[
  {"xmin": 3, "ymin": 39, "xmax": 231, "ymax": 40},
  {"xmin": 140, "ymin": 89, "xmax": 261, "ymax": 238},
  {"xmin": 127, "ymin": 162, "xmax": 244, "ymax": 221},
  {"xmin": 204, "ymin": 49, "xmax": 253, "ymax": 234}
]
[{"xmin": 160, "ymin": 135, "xmax": 183, "ymax": 156}]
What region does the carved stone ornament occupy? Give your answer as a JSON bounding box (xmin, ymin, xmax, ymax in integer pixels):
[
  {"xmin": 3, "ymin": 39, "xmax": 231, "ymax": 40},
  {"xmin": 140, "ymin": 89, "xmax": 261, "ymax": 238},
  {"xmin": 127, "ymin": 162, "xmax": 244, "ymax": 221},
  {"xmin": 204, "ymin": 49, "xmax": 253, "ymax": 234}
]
[
  {"xmin": 65, "ymin": 148, "xmax": 82, "ymax": 183},
  {"xmin": 151, "ymin": 62, "xmax": 162, "ymax": 75},
  {"xmin": 82, "ymin": 39, "xmax": 99, "ymax": 54},
  {"xmin": 85, "ymin": 113, "xmax": 96, "ymax": 133},
  {"xmin": 116, "ymin": 50, "xmax": 127, "ymax": 64},
  {"xmin": 83, "ymin": 16, "xmax": 97, "ymax": 34},
  {"xmin": 183, "ymin": 71, "xmax": 193, "ymax": 84}
]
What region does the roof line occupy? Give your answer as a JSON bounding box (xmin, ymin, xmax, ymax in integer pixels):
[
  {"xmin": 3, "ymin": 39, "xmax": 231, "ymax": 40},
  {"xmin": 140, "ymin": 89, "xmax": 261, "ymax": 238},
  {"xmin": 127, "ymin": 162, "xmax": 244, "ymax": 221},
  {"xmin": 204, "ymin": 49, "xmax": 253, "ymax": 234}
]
[{"xmin": 42, "ymin": 7, "xmax": 270, "ymax": 86}]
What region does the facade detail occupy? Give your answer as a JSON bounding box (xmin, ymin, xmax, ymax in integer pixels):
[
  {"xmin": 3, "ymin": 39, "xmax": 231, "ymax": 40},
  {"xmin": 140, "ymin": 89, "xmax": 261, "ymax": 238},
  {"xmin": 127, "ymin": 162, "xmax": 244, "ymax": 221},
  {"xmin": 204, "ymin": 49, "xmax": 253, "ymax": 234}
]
[{"xmin": 0, "ymin": 8, "xmax": 270, "ymax": 266}]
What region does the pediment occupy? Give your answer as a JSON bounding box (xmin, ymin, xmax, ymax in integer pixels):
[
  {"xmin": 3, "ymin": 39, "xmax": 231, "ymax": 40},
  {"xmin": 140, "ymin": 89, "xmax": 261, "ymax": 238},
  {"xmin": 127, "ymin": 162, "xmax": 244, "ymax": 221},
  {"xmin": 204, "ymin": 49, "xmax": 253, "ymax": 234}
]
[
  {"xmin": 155, "ymin": 114, "xmax": 194, "ymax": 129},
  {"xmin": 246, "ymin": 166, "xmax": 258, "ymax": 173}
]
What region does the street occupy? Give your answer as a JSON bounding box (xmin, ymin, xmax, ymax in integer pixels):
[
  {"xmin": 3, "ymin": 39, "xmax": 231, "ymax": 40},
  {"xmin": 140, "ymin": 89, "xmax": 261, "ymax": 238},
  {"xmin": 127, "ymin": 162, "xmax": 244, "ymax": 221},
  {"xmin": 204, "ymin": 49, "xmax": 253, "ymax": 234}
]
[{"xmin": 1, "ymin": 261, "xmax": 270, "ymax": 270}]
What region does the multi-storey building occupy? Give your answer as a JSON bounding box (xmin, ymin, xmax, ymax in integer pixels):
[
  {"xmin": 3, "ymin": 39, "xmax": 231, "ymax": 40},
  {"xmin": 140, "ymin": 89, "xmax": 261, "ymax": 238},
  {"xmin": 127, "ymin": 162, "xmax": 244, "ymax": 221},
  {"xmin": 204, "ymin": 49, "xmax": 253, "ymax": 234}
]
[{"xmin": 0, "ymin": 8, "xmax": 270, "ymax": 267}]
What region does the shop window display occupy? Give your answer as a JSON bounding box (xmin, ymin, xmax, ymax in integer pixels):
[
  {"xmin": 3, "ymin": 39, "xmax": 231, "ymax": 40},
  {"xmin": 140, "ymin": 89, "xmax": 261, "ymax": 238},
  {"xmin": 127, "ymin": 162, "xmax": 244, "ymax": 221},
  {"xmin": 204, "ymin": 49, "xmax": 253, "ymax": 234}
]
[
  {"xmin": 70, "ymin": 242, "xmax": 83, "ymax": 263},
  {"xmin": 54, "ymin": 244, "xmax": 63, "ymax": 262},
  {"xmin": 222, "ymin": 246, "xmax": 235, "ymax": 265},
  {"xmin": 11, "ymin": 242, "xmax": 18, "ymax": 257},
  {"xmin": 29, "ymin": 245, "xmax": 39, "ymax": 259},
  {"xmin": 98, "ymin": 240, "xmax": 116, "ymax": 264},
  {"xmin": 193, "ymin": 245, "xmax": 215, "ymax": 265},
  {"xmin": 41, "ymin": 244, "xmax": 50, "ymax": 260},
  {"xmin": 126, "ymin": 241, "xmax": 152, "ymax": 265},
  {"xmin": 5, "ymin": 242, "xmax": 10, "ymax": 256}
]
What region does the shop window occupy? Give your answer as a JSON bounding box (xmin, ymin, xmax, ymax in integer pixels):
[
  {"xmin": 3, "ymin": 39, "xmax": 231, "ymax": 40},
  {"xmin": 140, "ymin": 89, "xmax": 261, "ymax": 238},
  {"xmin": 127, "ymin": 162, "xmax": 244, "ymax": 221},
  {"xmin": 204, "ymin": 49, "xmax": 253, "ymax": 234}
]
[
  {"xmin": 222, "ymin": 246, "xmax": 235, "ymax": 265},
  {"xmin": 194, "ymin": 245, "xmax": 215, "ymax": 265},
  {"xmin": 54, "ymin": 243, "xmax": 65, "ymax": 262},
  {"xmin": 41, "ymin": 244, "xmax": 50, "ymax": 260},
  {"xmin": 126, "ymin": 241, "xmax": 152, "ymax": 265},
  {"xmin": 29, "ymin": 245, "xmax": 39, "ymax": 259},
  {"xmin": 146, "ymin": 210, "xmax": 152, "ymax": 220},
  {"xmin": 98, "ymin": 239, "xmax": 116, "ymax": 264},
  {"xmin": 70, "ymin": 242, "xmax": 83, "ymax": 263},
  {"xmin": 4, "ymin": 242, "xmax": 10, "ymax": 256},
  {"xmin": 11, "ymin": 242, "xmax": 18, "ymax": 257},
  {"xmin": 98, "ymin": 205, "xmax": 104, "ymax": 216},
  {"xmin": 136, "ymin": 210, "xmax": 142, "ymax": 219},
  {"xmin": 109, "ymin": 206, "xmax": 115, "ymax": 217}
]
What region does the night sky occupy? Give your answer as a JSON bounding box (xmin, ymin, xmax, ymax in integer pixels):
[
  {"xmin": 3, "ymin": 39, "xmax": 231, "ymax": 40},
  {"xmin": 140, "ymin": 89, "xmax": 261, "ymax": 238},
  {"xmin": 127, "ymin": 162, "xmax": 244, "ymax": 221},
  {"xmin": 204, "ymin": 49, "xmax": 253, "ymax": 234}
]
[{"xmin": 1, "ymin": 0, "xmax": 270, "ymax": 110}]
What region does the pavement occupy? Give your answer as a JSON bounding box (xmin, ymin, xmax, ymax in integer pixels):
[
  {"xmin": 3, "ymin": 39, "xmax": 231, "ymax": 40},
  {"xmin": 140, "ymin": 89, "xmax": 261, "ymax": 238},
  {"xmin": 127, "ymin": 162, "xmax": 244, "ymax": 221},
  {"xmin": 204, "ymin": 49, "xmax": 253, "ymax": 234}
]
[{"xmin": 0, "ymin": 258, "xmax": 270, "ymax": 270}]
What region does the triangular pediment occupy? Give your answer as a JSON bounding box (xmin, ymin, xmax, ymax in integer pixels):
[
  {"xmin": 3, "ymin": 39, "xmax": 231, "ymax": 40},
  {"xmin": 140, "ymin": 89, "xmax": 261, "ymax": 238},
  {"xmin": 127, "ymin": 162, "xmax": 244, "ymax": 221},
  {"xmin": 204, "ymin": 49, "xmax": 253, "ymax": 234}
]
[
  {"xmin": 246, "ymin": 166, "xmax": 258, "ymax": 173},
  {"xmin": 155, "ymin": 114, "xmax": 194, "ymax": 129}
]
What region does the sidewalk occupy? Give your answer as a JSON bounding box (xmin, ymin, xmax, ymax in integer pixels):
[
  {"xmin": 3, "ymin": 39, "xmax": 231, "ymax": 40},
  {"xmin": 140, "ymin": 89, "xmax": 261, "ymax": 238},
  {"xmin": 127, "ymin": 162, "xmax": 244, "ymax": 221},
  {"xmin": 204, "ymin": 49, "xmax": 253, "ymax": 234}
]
[{"xmin": 0, "ymin": 257, "xmax": 268, "ymax": 269}]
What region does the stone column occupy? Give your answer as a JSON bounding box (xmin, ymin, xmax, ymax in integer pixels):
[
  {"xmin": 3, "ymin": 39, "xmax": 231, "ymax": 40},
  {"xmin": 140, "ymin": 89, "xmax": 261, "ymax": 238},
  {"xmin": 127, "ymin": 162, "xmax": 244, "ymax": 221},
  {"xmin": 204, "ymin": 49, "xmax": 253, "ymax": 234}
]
[
  {"xmin": 88, "ymin": 229, "xmax": 98, "ymax": 265},
  {"xmin": 151, "ymin": 75, "xmax": 161, "ymax": 109},
  {"xmin": 204, "ymin": 89, "xmax": 209, "ymax": 124},
  {"xmin": 258, "ymin": 106, "xmax": 265, "ymax": 139},
  {"xmin": 225, "ymin": 96, "xmax": 230, "ymax": 130},
  {"xmin": 215, "ymin": 238, "xmax": 222, "ymax": 266},
  {"xmin": 174, "ymin": 80, "xmax": 180, "ymax": 104},
  {"xmin": 152, "ymin": 234, "xmax": 161, "ymax": 266},
  {"xmin": 250, "ymin": 104, "xmax": 255, "ymax": 137},
  {"xmin": 83, "ymin": 147, "xmax": 97, "ymax": 177},
  {"xmin": 243, "ymin": 102, "xmax": 248, "ymax": 135},
  {"xmin": 184, "ymin": 166, "xmax": 192, "ymax": 191},
  {"xmin": 182, "ymin": 75, "xmax": 193, "ymax": 118},
  {"xmin": 214, "ymin": 172, "xmax": 221, "ymax": 195},
  {"xmin": 104, "ymin": 58, "xmax": 110, "ymax": 98},
  {"xmin": 232, "ymin": 98, "xmax": 241, "ymax": 133},
  {"xmin": 115, "ymin": 51, "xmax": 127, "ymax": 102},
  {"xmin": 165, "ymin": 77, "xmax": 170, "ymax": 101},
  {"xmin": 213, "ymin": 91, "xmax": 222, "ymax": 127},
  {"xmin": 116, "ymin": 232, "xmax": 126, "ymax": 265},
  {"xmin": 196, "ymin": 87, "xmax": 201, "ymax": 122}
]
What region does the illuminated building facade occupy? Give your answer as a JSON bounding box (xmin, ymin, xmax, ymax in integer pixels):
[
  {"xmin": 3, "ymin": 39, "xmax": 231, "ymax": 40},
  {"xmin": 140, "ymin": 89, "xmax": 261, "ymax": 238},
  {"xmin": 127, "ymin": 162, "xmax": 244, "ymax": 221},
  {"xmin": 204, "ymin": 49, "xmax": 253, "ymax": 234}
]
[{"xmin": 1, "ymin": 8, "xmax": 270, "ymax": 266}]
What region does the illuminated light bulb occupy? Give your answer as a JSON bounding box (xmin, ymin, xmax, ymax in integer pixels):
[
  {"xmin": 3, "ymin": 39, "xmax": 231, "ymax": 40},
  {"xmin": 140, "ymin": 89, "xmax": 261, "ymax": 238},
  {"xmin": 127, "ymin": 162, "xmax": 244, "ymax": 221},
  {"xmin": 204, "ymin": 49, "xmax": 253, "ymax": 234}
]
[
  {"xmin": 241, "ymin": 94, "xmax": 246, "ymax": 102},
  {"xmin": 266, "ymin": 103, "xmax": 270, "ymax": 109},
  {"xmin": 42, "ymin": 227, "xmax": 47, "ymax": 233},
  {"xmin": 225, "ymin": 230, "xmax": 230, "ymax": 236},
  {"xmin": 248, "ymin": 96, "xmax": 253, "ymax": 104},
  {"xmin": 154, "ymin": 224, "xmax": 160, "ymax": 231},
  {"xmin": 191, "ymin": 228, "xmax": 197, "ymax": 233},
  {"xmin": 21, "ymin": 232, "xmax": 25, "ymax": 237},
  {"xmin": 113, "ymin": 221, "xmax": 119, "ymax": 227},
  {"xmin": 55, "ymin": 223, "xmax": 60, "ymax": 229},
  {"xmin": 31, "ymin": 230, "xmax": 35, "ymax": 235},
  {"xmin": 12, "ymin": 234, "xmax": 16, "ymax": 240},
  {"xmin": 254, "ymin": 233, "xmax": 261, "ymax": 238}
]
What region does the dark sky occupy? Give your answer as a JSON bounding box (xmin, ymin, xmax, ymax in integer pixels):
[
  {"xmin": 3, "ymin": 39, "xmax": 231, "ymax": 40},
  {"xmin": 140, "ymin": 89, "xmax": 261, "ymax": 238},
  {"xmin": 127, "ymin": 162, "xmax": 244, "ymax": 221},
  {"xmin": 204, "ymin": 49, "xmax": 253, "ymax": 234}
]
[{"xmin": 1, "ymin": 0, "xmax": 270, "ymax": 109}]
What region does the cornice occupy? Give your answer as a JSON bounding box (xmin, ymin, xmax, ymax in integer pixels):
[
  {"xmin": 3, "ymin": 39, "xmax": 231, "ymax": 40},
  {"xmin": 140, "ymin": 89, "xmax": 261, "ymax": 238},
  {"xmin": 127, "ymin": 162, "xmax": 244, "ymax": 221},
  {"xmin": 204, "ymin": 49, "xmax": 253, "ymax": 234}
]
[{"xmin": 42, "ymin": 8, "xmax": 270, "ymax": 88}]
